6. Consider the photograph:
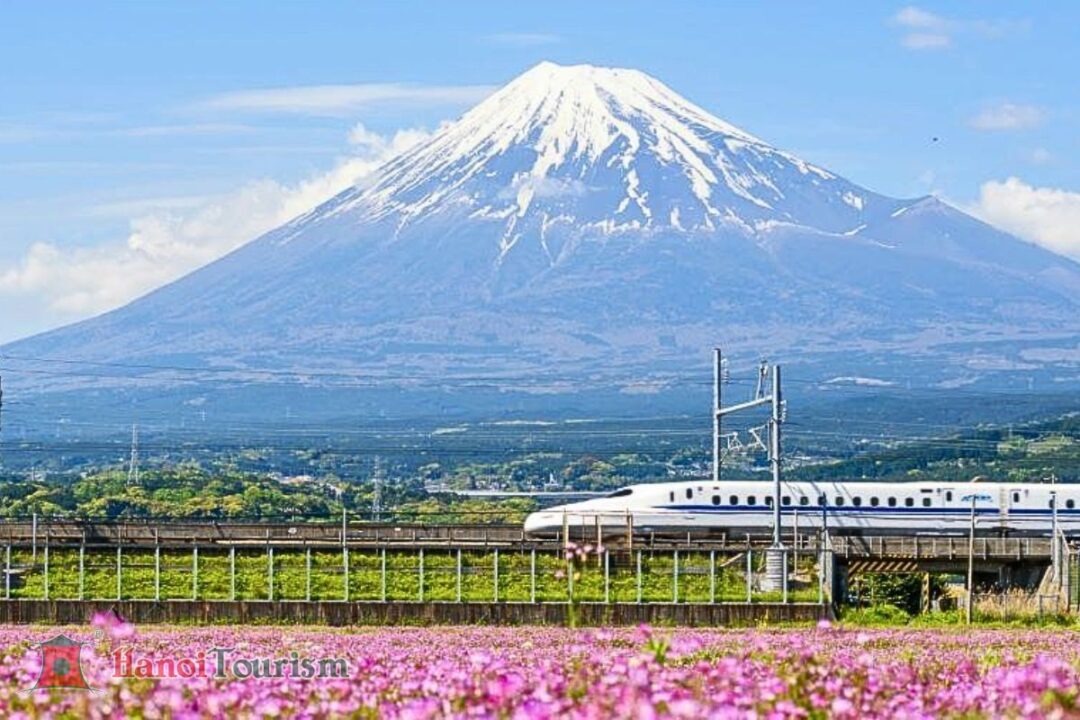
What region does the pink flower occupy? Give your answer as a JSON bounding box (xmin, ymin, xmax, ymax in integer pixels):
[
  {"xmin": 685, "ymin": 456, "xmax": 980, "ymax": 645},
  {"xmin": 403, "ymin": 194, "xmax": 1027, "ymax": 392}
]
[{"xmin": 91, "ymin": 610, "xmax": 136, "ymax": 642}]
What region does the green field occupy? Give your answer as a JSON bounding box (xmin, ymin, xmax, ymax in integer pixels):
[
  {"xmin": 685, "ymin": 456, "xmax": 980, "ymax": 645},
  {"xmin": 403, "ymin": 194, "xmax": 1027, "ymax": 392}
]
[{"xmin": 5, "ymin": 547, "xmax": 820, "ymax": 603}]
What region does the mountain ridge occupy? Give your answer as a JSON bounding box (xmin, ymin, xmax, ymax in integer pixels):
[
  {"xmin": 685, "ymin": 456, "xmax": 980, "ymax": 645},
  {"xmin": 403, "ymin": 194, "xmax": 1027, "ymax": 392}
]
[{"xmin": 3, "ymin": 61, "xmax": 1078, "ymax": 411}]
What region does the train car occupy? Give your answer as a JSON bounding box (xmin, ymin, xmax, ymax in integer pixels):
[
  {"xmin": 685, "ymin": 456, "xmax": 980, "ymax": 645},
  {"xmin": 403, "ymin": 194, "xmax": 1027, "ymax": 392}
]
[{"xmin": 523, "ymin": 479, "xmax": 1079, "ymax": 538}]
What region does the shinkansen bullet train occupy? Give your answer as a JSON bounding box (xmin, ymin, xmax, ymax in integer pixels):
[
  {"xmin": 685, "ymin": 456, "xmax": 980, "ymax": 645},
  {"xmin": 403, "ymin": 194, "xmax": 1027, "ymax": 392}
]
[{"xmin": 523, "ymin": 480, "xmax": 1078, "ymax": 538}]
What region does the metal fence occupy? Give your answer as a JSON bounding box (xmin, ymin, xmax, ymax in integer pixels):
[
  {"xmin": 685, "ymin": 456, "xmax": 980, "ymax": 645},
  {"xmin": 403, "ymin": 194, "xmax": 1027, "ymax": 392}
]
[{"xmin": 0, "ymin": 541, "xmax": 828, "ymax": 606}]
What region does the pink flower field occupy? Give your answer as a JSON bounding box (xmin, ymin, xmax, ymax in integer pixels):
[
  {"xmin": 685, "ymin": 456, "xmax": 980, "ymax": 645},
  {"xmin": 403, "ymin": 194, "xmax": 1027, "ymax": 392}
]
[{"xmin": 1, "ymin": 617, "xmax": 1079, "ymax": 718}]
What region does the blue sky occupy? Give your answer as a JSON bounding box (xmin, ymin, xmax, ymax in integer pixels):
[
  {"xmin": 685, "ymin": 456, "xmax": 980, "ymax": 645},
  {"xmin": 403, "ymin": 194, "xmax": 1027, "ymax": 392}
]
[{"xmin": 0, "ymin": 1, "xmax": 1076, "ymax": 343}]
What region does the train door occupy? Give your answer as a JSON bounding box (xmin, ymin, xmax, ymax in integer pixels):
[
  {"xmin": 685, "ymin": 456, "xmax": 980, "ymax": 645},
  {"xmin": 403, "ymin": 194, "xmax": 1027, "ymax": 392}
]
[
  {"xmin": 1001, "ymin": 486, "xmax": 1029, "ymax": 535},
  {"xmin": 999, "ymin": 486, "xmax": 1010, "ymax": 534}
]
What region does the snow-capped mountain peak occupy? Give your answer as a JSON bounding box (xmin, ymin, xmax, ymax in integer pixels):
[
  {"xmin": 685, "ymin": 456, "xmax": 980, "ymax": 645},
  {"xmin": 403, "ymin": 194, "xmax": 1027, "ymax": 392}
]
[
  {"xmin": 7, "ymin": 60, "xmax": 1077, "ymax": 416},
  {"xmin": 325, "ymin": 61, "xmax": 884, "ymax": 245}
]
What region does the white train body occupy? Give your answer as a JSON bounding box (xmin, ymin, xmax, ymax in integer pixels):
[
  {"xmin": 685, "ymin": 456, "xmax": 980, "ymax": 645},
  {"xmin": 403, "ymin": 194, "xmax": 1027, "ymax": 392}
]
[{"xmin": 523, "ymin": 480, "xmax": 1079, "ymax": 537}]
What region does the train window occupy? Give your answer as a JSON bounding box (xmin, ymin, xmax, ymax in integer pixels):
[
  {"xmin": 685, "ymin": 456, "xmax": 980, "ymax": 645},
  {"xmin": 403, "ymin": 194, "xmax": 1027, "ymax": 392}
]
[
  {"xmin": 818, "ymin": 495, "xmax": 827, "ymax": 506},
  {"xmin": 905, "ymin": 497, "xmax": 914, "ymax": 507},
  {"xmin": 730, "ymin": 495, "xmax": 738, "ymax": 505},
  {"xmin": 606, "ymin": 488, "xmax": 633, "ymax": 498},
  {"xmin": 669, "ymin": 492, "xmax": 675, "ymax": 503},
  {"xmin": 799, "ymin": 496, "xmax": 810, "ymax": 506},
  {"xmin": 888, "ymin": 497, "xmax": 897, "ymax": 507},
  {"xmin": 782, "ymin": 496, "xmax": 791, "ymax": 506},
  {"xmin": 1012, "ymin": 492, "xmax": 1020, "ymax": 503},
  {"xmin": 922, "ymin": 498, "xmax": 932, "ymax": 507},
  {"xmin": 711, "ymin": 495, "xmax": 720, "ymax": 506},
  {"xmin": 835, "ymin": 497, "xmax": 844, "ymax": 506},
  {"xmin": 686, "ymin": 488, "xmax": 693, "ymax": 500},
  {"xmin": 852, "ymin": 497, "xmax": 863, "ymax": 507},
  {"xmin": 765, "ymin": 496, "xmax": 773, "ymax": 507},
  {"xmin": 945, "ymin": 491, "xmax": 953, "ymax": 502},
  {"xmin": 870, "ymin": 497, "xmax": 879, "ymax": 507},
  {"xmin": 1067, "ymin": 499, "xmax": 1075, "ymax": 510},
  {"xmin": 747, "ymin": 496, "xmax": 756, "ymax": 506}
]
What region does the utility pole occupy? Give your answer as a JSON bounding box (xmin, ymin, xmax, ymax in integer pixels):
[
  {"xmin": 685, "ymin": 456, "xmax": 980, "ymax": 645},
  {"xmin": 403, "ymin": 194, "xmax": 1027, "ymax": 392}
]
[
  {"xmin": 126, "ymin": 424, "xmax": 140, "ymax": 486},
  {"xmin": 966, "ymin": 493, "xmax": 976, "ymax": 625},
  {"xmin": 962, "ymin": 490, "xmax": 992, "ymax": 624},
  {"xmin": 712, "ymin": 348, "xmax": 722, "ymax": 483},
  {"xmin": 715, "ymin": 350, "xmax": 787, "ymax": 592},
  {"xmin": 1051, "ymin": 490, "xmax": 1060, "ymax": 591},
  {"xmin": 770, "ymin": 365, "xmax": 783, "ymax": 550}
]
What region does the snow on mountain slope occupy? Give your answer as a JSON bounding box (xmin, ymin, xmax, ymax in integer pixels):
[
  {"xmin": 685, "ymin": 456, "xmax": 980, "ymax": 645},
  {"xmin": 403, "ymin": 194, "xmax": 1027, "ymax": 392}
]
[
  {"xmin": 3, "ymin": 62, "xmax": 1079, "ymax": 407},
  {"xmin": 295, "ymin": 62, "xmax": 894, "ymax": 248}
]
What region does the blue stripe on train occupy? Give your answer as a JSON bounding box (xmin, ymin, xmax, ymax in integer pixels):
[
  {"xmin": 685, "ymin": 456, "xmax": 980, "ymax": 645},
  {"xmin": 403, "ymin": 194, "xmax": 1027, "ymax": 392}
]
[{"xmin": 660, "ymin": 504, "xmax": 1070, "ymax": 517}]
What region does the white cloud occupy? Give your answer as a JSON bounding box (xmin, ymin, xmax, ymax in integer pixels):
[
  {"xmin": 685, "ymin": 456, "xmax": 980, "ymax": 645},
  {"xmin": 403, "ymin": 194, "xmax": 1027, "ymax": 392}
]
[
  {"xmin": 87, "ymin": 195, "xmax": 213, "ymax": 218},
  {"xmin": 119, "ymin": 123, "xmax": 254, "ymax": 138},
  {"xmin": 902, "ymin": 32, "xmax": 951, "ymax": 50},
  {"xmin": 347, "ymin": 122, "xmax": 436, "ymax": 157},
  {"xmin": 484, "ymin": 33, "xmax": 562, "ymax": 47},
  {"xmin": 199, "ymin": 83, "xmax": 495, "ymax": 116},
  {"xmin": 970, "ymin": 103, "xmax": 1043, "ymax": 131},
  {"xmin": 1028, "ymin": 148, "xmax": 1053, "ymax": 165},
  {"xmin": 0, "ymin": 125, "xmax": 48, "ymax": 144},
  {"xmin": 893, "ymin": 6, "xmax": 952, "ymax": 49},
  {"xmin": 970, "ymin": 177, "xmax": 1080, "ymax": 261},
  {"xmin": 891, "ymin": 6, "xmax": 1028, "ymax": 50},
  {"xmin": 892, "ymin": 6, "xmax": 951, "ymax": 49},
  {"xmin": 0, "ymin": 125, "xmax": 433, "ymax": 318}
]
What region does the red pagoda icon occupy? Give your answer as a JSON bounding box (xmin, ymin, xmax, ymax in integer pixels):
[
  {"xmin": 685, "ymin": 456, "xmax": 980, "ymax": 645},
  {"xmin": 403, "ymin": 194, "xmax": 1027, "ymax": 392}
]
[{"xmin": 30, "ymin": 634, "xmax": 92, "ymax": 691}]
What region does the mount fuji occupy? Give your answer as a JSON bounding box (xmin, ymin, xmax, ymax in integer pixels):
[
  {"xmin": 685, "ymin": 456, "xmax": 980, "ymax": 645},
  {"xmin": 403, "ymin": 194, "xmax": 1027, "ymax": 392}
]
[{"xmin": 5, "ymin": 62, "xmax": 1079, "ymax": 419}]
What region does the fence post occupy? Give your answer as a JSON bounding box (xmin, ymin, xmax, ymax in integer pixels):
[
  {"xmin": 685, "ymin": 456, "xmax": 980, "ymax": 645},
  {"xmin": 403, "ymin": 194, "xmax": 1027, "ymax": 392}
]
[
  {"xmin": 154, "ymin": 545, "xmax": 160, "ymax": 602},
  {"xmin": 268, "ymin": 547, "xmax": 275, "ymax": 601},
  {"xmin": 4, "ymin": 545, "xmax": 9, "ymax": 600},
  {"xmin": 79, "ymin": 543, "xmax": 85, "ymax": 601},
  {"xmin": 673, "ymin": 550, "xmax": 679, "ymax": 604},
  {"xmin": 746, "ymin": 549, "xmax": 753, "ymax": 603},
  {"xmin": 710, "ymin": 550, "xmax": 716, "ymax": 603},
  {"xmin": 343, "ymin": 547, "xmax": 350, "ymax": 602},
  {"xmin": 192, "ymin": 546, "xmax": 199, "ymax": 601},
  {"xmin": 818, "ymin": 547, "xmax": 825, "ymax": 605},
  {"xmin": 456, "ymin": 548, "xmax": 463, "ymax": 602},
  {"xmin": 636, "ymin": 550, "xmax": 643, "ymax": 604},
  {"xmin": 380, "ymin": 548, "xmax": 387, "ymax": 602},
  {"xmin": 305, "ymin": 546, "xmax": 312, "ymax": 602},
  {"xmin": 418, "ymin": 548, "xmax": 425, "ymax": 602},
  {"xmin": 230, "ymin": 547, "xmax": 236, "ymax": 602},
  {"xmin": 116, "ymin": 545, "xmax": 122, "ymax": 601},
  {"xmin": 793, "ymin": 508, "xmax": 799, "ymax": 575},
  {"xmin": 604, "ymin": 549, "xmax": 610, "ymax": 604},
  {"xmin": 567, "ymin": 552, "xmax": 574, "ymax": 602},
  {"xmin": 782, "ymin": 548, "xmax": 789, "ymax": 603},
  {"xmin": 530, "ymin": 549, "xmax": 536, "ymax": 603},
  {"xmin": 493, "ymin": 549, "xmax": 499, "ymax": 602},
  {"xmin": 43, "ymin": 542, "xmax": 49, "ymax": 601}
]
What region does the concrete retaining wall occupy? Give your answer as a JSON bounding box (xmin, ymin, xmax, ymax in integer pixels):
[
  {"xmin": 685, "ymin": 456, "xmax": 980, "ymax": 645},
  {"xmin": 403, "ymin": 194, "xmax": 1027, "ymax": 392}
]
[{"xmin": 0, "ymin": 600, "xmax": 830, "ymax": 626}]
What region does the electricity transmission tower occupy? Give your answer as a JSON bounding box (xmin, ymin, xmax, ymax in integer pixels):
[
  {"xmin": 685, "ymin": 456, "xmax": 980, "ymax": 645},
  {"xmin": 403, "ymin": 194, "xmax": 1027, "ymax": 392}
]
[
  {"xmin": 371, "ymin": 456, "xmax": 384, "ymax": 522},
  {"xmin": 126, "ymin": 424, "xmax": 140, "ymax": 486}
]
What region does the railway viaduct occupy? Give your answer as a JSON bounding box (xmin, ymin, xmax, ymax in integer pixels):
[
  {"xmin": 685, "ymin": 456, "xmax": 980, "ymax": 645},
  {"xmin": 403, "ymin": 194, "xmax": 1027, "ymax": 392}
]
[{"xmin": 0, "ymin": 519, "xmax": 1072, "ymax": 624}]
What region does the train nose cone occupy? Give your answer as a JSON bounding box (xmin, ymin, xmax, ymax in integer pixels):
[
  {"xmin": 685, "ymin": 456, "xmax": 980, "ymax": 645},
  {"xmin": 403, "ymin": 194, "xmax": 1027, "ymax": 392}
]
[{"xmin": 524, "ymin": 511, "xmax": 557, "ymax": 534}]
